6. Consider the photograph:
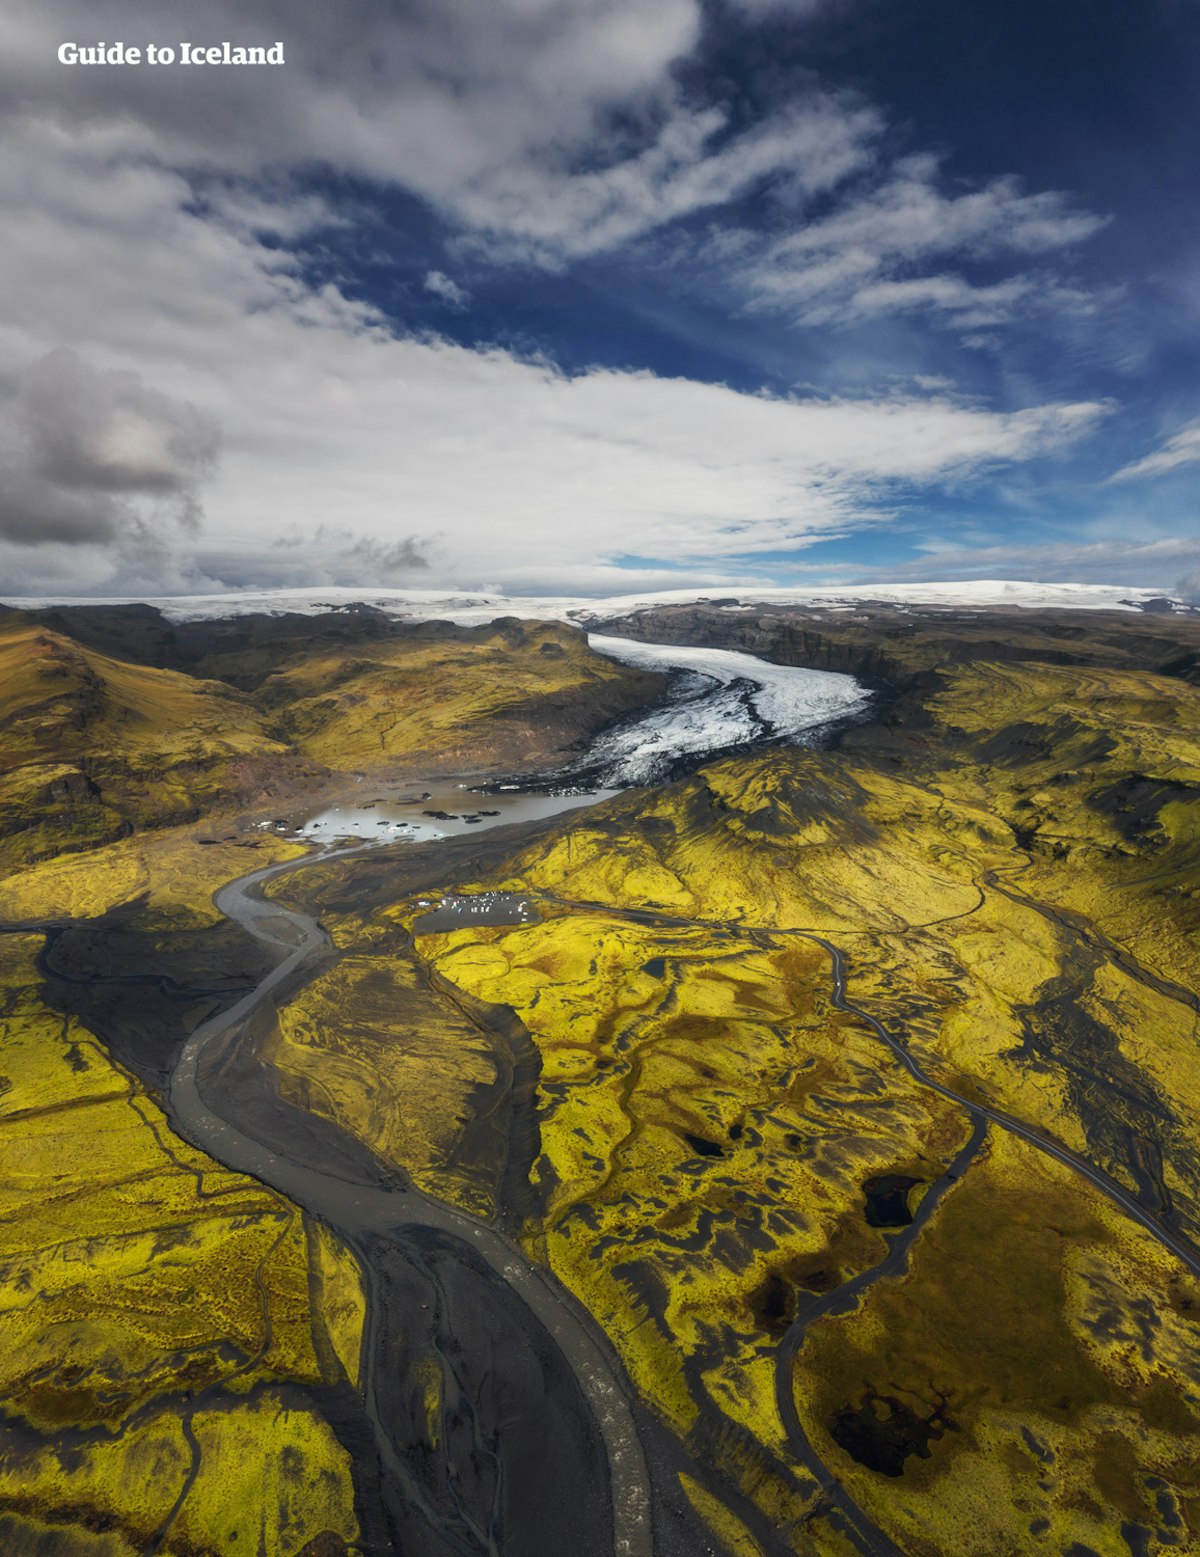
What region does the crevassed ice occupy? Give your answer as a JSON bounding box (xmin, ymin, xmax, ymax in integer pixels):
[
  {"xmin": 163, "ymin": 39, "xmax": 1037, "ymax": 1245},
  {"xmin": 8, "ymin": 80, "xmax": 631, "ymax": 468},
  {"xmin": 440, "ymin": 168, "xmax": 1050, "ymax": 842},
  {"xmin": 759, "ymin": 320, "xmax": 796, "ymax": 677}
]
[{"xmin": 581, "ymin": 635, "xmax": 870, "ymax": 786}]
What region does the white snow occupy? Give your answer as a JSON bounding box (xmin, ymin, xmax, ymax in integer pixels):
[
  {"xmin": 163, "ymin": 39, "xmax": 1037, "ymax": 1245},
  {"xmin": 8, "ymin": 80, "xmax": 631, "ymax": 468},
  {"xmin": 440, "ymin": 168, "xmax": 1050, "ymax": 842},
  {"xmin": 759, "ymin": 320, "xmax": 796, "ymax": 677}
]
[{"xmin": 3, "ymin": 579, "xmax": 1188, "ymax": 622}]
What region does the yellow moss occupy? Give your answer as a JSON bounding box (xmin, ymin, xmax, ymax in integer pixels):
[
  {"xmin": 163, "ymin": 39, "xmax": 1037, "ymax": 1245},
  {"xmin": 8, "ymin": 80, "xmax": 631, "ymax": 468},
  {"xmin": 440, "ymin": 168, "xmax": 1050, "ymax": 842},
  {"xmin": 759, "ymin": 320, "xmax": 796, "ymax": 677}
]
[
  {"xmin": 0, "ymin": 623, "xmax": 283, "ymax": 771},
  {"xmin": 12, "ymin": 627, "xmax": 1191, "ymax": 1552},
  {"xmin": 0, "ymin": 1391, "xmax": 358, "ymax": 1557},
  {"xmin": 0, "ymin": 922, "xmax": 360, "ymax": 1551},
  {"xmin": 0, "ymin": 1411, "xmax": 189, "ymax": 1555},
  {"xmin": 678, "ymin": 1472, "xmax": 770, "ymax": 1556},
  {"xmin": 175, "ymin": 1397, "xmax": 359, "ymax": 1555},
  {"xmin": 0, "ymin": 824, "xmax": 302, "ymax": 924},
  {"xmin": 266, "ymin": 952, "xmax": 502, "ymax": 1215},
  {"xmin": 792, "ymin": 1128, "xmax": 1200, "ymax": 1556},
  {"xmin": 308, "ymin": 1219, "xmax": 366, "ymax": 1389},
  {"xmin": 259, "ymin": 616, "xmax": 652, "ymax": 772},
  {"xmin": 0, "ymin": 1516, "xmax": 133, "ymax": 1557},
  {"xmin": 375, "ymin": 652, "xmax": 1200, "ymax": 1549},
  {"xmin": 0, "ymin": 623, "xmax": 304, "ymax": 875},
  {"xmin": 426, "ymin": 909, "xmax": 970, "ymax": 1525},
  {"xmin": 0, "ymin": 937, "xmax": 129, "ymax": 1116}
]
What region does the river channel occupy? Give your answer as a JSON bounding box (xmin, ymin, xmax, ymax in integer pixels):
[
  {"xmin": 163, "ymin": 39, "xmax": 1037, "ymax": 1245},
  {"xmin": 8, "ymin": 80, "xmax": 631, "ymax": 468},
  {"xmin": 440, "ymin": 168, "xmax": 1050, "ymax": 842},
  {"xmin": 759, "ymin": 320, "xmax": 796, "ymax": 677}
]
[
  {"xmin": 140, "ymin": 627, "xmax": 1200, "ymax": 1557},
  {"xmin": 154, "ymin": 639, "xmax": 867, "ymax": 1556}
]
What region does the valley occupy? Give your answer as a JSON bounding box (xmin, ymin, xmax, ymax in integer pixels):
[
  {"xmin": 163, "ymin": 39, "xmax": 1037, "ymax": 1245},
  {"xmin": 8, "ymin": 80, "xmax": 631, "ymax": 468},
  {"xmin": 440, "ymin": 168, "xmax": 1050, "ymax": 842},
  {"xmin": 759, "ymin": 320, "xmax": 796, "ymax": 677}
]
[{"xmin": 1, "ymin": 593, "xmax": 1199, "ymax": 1556}]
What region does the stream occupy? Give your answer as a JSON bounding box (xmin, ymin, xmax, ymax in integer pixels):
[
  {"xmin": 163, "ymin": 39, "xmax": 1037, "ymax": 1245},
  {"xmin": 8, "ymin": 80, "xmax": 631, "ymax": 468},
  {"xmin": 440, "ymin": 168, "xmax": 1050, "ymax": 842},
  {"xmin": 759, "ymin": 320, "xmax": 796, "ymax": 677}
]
[
  {"xmin": 154, "ymin": 639, "xmax": 868, "ymax": 1556},
  {"xmin": 167, "ymin": 847, "xmax": 654, "ymax": 1557},
  {"xmin": 137, "ymin": 626, "xmax": 1200, "ymax": 1557},
  {"xmin": 20, "ymin": 628, "xmax": 1198, "ymax": 1555},
  {"xmin": 135, "ymin": 628, "xmax": 1200, "ymax": 1557}
]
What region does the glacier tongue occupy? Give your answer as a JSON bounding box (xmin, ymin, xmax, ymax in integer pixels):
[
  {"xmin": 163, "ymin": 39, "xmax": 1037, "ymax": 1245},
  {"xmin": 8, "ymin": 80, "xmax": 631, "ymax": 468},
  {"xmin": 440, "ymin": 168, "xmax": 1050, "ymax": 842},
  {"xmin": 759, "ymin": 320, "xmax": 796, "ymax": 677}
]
[{"xmin": 576, "ymin": 635, "xmax": 871, "ymax": 786}]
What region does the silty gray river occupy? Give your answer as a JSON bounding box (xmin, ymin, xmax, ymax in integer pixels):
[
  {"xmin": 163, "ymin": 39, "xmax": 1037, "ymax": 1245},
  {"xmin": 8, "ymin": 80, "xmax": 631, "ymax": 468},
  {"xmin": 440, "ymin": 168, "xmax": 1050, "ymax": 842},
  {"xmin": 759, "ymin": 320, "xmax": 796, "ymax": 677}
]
[{"xmin": 155, "ymin": 639, "xmax": 870, "ymax": 1555}]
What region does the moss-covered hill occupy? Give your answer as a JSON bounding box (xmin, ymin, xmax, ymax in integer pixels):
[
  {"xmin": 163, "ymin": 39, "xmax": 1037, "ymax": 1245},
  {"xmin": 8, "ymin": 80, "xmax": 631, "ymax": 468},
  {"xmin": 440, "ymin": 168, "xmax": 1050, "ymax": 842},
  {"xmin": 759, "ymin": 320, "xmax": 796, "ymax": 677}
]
[
  {"xmin": 0, "ymin": 605, "xmax": 664, "ymax": 1553},
  {"xmin": 0, "ymin": 831, "xmax": 369, "ymax": 1557},
  {"xmin": 267, "ymin": 625, "xmax": 1200, "ymax": 1556},
  {"xmin": 0, "ymin": 609, "xmax": 662, "ymax": 877},
  {"xmin": 253, "ymin": 615, "xmax": 662, "ymax": 772},
  {"xmin": 7, "ymin": 598, "xmax": 1200, "ymax": 1556},
  {"xmin": 0, "ymin": 622, "xmax": 309, "ymax": 872}
]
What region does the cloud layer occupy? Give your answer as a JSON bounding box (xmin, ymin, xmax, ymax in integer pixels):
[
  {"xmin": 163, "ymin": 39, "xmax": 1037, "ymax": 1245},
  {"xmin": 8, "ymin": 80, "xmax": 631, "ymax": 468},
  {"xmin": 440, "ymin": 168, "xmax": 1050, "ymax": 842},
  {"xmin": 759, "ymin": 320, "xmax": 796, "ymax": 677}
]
[
  {"xmin": 854, "ymin": 534, "xmax": 1200, "ymax": 591},
  {"xmin": 1108, "ymin": 418, "xmax": 1200, "ymax": 483},
  {"xmin": 7, "ymin": 0, "xmax": 1104, "ymax": 298},
  {"xmin": 0, "ymin": 0, "xmax": 1146, "ymax": 595},
  {"xmin": 0, "ymin": 349, "xmax": 218, "ymax": 557}
]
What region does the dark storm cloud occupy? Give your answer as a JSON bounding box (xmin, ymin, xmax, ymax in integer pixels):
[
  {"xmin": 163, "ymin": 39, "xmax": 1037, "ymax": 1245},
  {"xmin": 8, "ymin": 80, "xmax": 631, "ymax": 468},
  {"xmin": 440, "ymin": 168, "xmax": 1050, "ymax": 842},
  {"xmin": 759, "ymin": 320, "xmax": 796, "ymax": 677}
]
[
  {"xmin": 0, "ymin": 467, "xmax": 121, "ymax": 546},
  {"xmin": 190, "ymin": 528, "xmax": 435, "ymax": 591},
  {"xmin": 338, "ymin": 532, "xmax": 432, "ymax": 574},
  {"xmin": 19, "ymin": 349, "xmax": 219, "ymax": 496},
  {"xmin": 0, "ymin": 349, "xmax": 220, "ymax": 548}
]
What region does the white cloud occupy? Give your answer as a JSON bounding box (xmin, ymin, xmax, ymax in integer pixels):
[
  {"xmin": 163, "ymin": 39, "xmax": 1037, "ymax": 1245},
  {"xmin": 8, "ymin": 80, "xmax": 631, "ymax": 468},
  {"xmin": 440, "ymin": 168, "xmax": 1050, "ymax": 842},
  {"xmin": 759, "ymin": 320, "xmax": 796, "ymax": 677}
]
[
  {"xmin": 0, "ymin": 1, "xmax": 1117, "ymax": 595},
  {"xmin": 1108, "ymin": 418, "xmax": 1200, "ymax": 483},
  {"xmin": 1, "ymin": 0, "xmax": 879, "ymax": 292},
  {"xmin": 730, "ymin": 154, "xmax": 1106, "ymax": 327},
  {"xmin": 5, "ymin": 0, "xmax": 1100, "ymax": 304},
  {"xmin": 0, "ymin": 118, "xmax": 1108, "ymax": 596},
  {"xmin": 852, "ymin": 535, "xmax": 1200, "ymax": 590},
  {"xmin": 3, "ymin": 0, "xmax": 714, "ymax": 260},
  {"xmin": 778, "ymin": 155, "xmax": 1104, "ymax": 268},
  {"xmin": 848, "ymin": 274, "xmax": 1035, "ymax": 327},
  {"xmin": 452, "ymin": 97, "xmax": 880, "ymax": 264},
  {"xmin": 424, "ymin": 271, "xmax": 470, "ymax": 308},
  {"xmin": 0, "ymin": 125, "xmax": 1108, "ymax": 594}
]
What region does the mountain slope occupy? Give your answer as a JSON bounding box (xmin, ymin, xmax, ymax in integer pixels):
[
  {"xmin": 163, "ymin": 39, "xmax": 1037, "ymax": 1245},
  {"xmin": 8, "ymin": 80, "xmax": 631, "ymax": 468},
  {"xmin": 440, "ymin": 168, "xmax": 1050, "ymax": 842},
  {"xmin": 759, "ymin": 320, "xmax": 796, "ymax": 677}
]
[
  {"xmin": 265, "ymin": 640, "xmax": 1200, "ymax": 1555},
  {"xmin": 0, "ymin": 623, "xmax": 308, "ymax": 869},
  {"xmin": 0, "ymin": 614, "xmax": 667, "ymax": 871},
  {"xmin": 253, "ymin": 616, "xmax": 664, "ymax": 773}
]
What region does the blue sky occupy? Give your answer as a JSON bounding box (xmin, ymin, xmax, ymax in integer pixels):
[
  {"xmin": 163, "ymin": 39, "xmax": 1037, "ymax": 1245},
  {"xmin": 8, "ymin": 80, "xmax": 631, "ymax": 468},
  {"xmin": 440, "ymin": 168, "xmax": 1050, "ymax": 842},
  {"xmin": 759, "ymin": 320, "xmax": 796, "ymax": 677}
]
[{"xmin": 0, "ymin": 0, "xmax": 1196, "ymax": 597}]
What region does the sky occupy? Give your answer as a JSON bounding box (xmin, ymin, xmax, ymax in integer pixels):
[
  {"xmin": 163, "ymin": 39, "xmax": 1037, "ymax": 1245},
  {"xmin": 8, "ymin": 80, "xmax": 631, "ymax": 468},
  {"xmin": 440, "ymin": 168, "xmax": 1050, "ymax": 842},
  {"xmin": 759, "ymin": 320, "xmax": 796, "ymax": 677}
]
[{"xmin": 0, "ymin": 0, "xmax": 1197, "ymax": 600}]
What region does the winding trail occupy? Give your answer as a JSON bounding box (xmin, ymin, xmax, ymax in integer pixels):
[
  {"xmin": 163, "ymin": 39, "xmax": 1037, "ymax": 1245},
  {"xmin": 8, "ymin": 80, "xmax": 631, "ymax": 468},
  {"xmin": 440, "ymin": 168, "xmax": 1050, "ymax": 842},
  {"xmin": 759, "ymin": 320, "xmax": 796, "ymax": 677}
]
[
  {"xmin": 517, "ymin": 883, "xmax": 1200, "ymax": 1555},
  {"xmin": 983, "ymin": 858, "xmax": 1200, "ymax": 1019},
  {"xmin": 164, "ymin": 846, "xmax": 655, "ymax": 1557},
  {"xmin": 22, "ymin": 630, "xmax": 1199, "ymax": 1556}
]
